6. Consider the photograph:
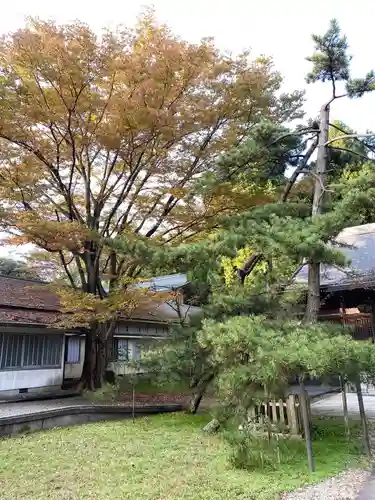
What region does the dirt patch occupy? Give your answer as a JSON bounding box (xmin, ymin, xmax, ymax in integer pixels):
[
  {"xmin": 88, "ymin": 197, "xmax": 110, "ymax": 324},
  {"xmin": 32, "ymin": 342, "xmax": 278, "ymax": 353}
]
[{"xmin": 116, "ymin": 391, "xmax": 190, "ymax": 407}]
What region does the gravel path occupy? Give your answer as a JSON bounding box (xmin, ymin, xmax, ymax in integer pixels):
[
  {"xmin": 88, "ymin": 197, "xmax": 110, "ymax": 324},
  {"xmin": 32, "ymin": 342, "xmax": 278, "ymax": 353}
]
[{"xmin": 281, "ymin": 469, "xmax": 372, "ymax": 500}]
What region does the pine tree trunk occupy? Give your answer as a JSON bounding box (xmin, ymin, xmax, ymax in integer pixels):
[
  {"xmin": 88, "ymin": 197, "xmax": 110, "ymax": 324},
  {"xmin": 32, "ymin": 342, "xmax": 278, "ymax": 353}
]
[
  {"xmin": 188, "ymin": 390, "xmax": 204, "ymax": 414},
  {"xmin": 305, "ymin": 262, "xmax": 321, "ymax": 323},
  {"xmin": 187, "ymin": 373, "xmax": 215, "ymax": 414},
  {"xmin": 305, "ymin": 103, "xmax": 330, "ymax": 323}
]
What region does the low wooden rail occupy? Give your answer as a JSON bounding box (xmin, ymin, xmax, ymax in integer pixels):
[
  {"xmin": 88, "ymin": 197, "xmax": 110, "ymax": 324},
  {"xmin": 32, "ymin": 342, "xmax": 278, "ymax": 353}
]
[{"xmin": 248, "ymin": 394, "xmax": 310, "ymax": 436}]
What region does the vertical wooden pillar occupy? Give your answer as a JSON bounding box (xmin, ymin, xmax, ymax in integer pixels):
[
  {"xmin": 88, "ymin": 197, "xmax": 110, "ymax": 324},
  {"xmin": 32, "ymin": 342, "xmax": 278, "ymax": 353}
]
[
  {"xmin": 299, "ymin": 379, "xmax": 315, "ymax": 473},
  {"xmin": 370, "ymin": 297, "xmax": 375, "ymax": 343},
  {"xmin": 355, "ymin": 377, "xmax": 371, "ymax": 457}
]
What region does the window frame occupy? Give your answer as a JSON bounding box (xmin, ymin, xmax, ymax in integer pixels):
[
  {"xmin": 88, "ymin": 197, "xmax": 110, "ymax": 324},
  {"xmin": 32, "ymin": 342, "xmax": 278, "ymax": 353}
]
[
  {"xmin": 64, "ymin": 336, "xmax": 81, "ymax": 364},
  {"xmin": 0, "ymin": 333, "xmax": 63, "ymax": 371},
  {"xmin": 109, "ymin": 338, "xmax": 143, "ymax": 362}
]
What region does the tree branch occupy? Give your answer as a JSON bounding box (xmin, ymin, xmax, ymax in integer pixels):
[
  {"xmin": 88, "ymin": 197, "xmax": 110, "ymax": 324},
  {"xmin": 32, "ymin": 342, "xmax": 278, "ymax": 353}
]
[
  {"xmin": 58, "ymin": 250, "xmax": 77, "ymax": 289},
  {"xmin": 329, "ymin": 146, "xmax": 375, "ymax": 163},
  {"xmin": 280, "ymin": 137, "xmax": 318, "ymax": 202},
  {"xmin": 325, "ymin": 134, "xmax": 375, "ymax": 146},
  {"xmin": 329, "ymin": 122, "xmax": 375, "ymax": 154}
]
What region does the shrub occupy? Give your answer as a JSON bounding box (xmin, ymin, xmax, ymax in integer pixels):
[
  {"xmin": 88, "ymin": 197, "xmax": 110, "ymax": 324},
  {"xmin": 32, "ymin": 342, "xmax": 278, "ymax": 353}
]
[
  {"xmin": 84, "ymin": 381, "xmax": 120, "ymax": 402},
  {"xmin": 223, "ymin": 424, "xmax": 305, "ymax": 471}
]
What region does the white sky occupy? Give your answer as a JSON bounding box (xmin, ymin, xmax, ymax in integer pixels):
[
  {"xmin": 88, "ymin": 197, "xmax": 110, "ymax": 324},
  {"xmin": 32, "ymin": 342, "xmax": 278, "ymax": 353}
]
[
  {"xmin": 0, "ymin": 0, "xmax": 374, "ymax": 257},
  {"xmin": 2, "ymin": 0, "xmax": 374, "ymax": 131}
]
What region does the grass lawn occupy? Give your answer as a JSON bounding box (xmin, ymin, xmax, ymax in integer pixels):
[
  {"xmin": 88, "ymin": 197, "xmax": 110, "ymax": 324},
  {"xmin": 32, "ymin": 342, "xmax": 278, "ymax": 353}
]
[{"xmin": 0, "ymin": 413, "xmax": 366, "ymax": 500}]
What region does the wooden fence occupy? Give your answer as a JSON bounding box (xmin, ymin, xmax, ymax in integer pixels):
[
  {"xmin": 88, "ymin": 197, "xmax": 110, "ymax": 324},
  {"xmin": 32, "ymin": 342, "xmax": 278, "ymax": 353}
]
[{"xmin": 248, "ymin": 394, "xmax": 310, "ymax": 436}]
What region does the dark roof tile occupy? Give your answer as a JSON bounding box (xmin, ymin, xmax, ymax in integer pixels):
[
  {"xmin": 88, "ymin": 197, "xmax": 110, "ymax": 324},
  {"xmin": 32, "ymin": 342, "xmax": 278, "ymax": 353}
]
[{"xmin": 0, "ymin": 276, "xmax": 59, "ymax": 311}]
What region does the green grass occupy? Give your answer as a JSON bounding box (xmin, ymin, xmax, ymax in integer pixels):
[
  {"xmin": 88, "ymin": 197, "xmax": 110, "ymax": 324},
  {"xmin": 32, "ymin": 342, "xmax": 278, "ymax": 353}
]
[{"xmin": 0, "ymin": 414, "xmax": 366, "ymax": 500}]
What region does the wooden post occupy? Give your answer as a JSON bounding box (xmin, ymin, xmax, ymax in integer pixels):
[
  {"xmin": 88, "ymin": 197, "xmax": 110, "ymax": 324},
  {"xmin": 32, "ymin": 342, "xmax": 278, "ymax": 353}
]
[
  {"xmin": 299, "ymin": 379, "xmax": 315, "ymax": 473},
  {"xmin": 279, "ymin": 399, "xmax": 286, "ymax": 426},
  {"xmin": 286, "ymin": 394, "xmax": 299, "ymax": 435},
  {"xmin": 339, "ymin": 299, "xmax": 351, "ymax": 439},
  {"xmin": 355, "ymin": 377, "xmax": 371, "ymax": 457},
  {"xmin": 370, "ymin": 300, "xmax": 375, "ymax": 344},
  {"xmin": 271, "ymin": 400, "xmax": 278, "ymax": 423},
  {"xmin": 340, "ymin": 375, "xmax": 350, "ymax": 439},
  {"xmin": 132, "ymin": 380, "xmax": 136, "ymax": 422}
]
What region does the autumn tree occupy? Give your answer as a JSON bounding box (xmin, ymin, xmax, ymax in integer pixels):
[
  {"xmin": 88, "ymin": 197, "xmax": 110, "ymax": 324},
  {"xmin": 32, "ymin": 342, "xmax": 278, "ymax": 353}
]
[{"xmin": 0, "ymin": 12, "xmax": 303, "ymax": 389}]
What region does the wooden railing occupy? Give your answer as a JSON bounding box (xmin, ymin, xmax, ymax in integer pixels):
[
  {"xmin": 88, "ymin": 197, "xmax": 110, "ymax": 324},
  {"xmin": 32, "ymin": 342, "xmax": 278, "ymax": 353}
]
[{"xmin": 248, "ymin": 394, "xmax": 309, "ymax": 436}]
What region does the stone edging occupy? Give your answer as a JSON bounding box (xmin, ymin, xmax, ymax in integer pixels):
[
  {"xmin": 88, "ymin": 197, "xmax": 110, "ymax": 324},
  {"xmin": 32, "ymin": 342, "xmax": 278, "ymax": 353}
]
[{"xmin": 0, "ymin": 404, "xmax": 183, "ymax": 437}]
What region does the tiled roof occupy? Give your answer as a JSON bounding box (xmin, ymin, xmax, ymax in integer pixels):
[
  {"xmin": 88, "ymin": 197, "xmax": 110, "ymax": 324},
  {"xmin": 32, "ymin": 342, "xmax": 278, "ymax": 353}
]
[
  {"xmin": 293, "ymin": 223, "xmax": 375, "ymax": 291},
  {"xmin": 0, "ymin": 275, "xmax": 201, "ymax": 327},
  {"xmin": 0, "ymin": 276, "xmax": 60, "ymax": 325},
  {"xmin": 0, "ymin": 276, "xmax": 59, "ymax": 311},
  {"xmin": 0, "ymin": 308, "xmax": 60, "ymax": 325}
]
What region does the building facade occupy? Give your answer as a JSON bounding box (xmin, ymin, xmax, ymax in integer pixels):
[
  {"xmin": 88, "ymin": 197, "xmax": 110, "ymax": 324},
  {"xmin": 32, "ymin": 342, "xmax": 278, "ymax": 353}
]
[{"xmin": 0, "ymin": 275, "xmax": 198, "ymax": 397}]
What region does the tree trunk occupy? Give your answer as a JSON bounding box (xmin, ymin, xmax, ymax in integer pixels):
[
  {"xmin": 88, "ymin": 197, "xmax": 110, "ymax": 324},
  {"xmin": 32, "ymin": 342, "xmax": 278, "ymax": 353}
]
[
  {"xmin": 80, "ymin": 323, "xmax": 110, "ymax": 391},
  {"xmin": 305, "ymin": 103, "xmax": 330, "ymax": 323},
  {"xmin": 80, "ymin": 329, "xmax": 96, "ymax": 391},
  {"xmin": 305, "ymin": 262, "xmax": 321, "ymax": 323},
  {"xmin": 311, "ymin": 104, "xmax": 330, "ymax": 217},
  {"xmin": 187, "ymin": 372, "xmax": 215, "ymax": 414},
  {"xmin": 188, "ymin": 390, "xmax": 204, "ymax": 414},
  {"xmin": 94, "ymin": 336, "xmax": 106, "ymax": 389}
]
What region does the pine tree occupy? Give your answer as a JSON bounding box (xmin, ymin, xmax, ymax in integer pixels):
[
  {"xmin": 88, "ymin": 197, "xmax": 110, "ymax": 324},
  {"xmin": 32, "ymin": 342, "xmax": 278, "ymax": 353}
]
[{"xmin": 305, "ymin": 19, "xmax": 375, "ymax": 321}]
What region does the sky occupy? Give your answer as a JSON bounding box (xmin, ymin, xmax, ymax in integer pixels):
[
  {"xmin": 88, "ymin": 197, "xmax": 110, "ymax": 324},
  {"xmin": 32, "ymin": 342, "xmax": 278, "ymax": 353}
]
[
  {"xmin": 0, "ymin": 0, "xmax": 374, "ymax": 257},
  {"xmin": 2, "ymin": 0, "xmax": 374, "ymax": 131}
]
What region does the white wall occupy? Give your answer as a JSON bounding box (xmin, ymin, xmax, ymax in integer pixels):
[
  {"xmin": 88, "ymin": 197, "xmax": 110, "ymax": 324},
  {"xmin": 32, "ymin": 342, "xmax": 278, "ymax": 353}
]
[
  {"xmin": 0, "ymin": 368, "xmax": 63, "ymax": 393},
  {"xmin": 107, "ymin": 362, "xmax": 143, "ymax": 376},
  {"xmin": 0, "ymin": 333, "xmax": 65, "ymax": 395},
  {"xmin": 61, "ymin": 334, "xmax": 164, "ymax": 381}
]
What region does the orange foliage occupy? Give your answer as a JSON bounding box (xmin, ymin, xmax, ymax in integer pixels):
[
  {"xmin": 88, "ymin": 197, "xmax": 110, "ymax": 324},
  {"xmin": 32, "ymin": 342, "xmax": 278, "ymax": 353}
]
[
  {"xmin": 56, "ymin": 284, "xmax": 172, "ymax": 328},
  {"xmin": 0, "ymin": 10, "xmax": 290, "ymax": 318}
]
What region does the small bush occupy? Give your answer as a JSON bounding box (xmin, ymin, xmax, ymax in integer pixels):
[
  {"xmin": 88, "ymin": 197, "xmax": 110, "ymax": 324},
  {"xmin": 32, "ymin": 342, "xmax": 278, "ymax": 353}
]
[
  {"xmin": 84, "ymin": 381, "xmax": 120, "ymax": 402},
  {"xmin": 224, "ymin": 429, "xmax": 277, "ymax": 470},
  {"xmin": 224, "ymin": 426, "xmax": 305, "ymax": 471}
]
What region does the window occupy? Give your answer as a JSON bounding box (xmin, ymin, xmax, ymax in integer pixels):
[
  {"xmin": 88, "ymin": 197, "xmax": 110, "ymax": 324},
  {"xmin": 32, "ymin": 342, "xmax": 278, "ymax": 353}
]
[
  {"xmin": 110, "ymin": 338, "xmax": 130, "ymax": 361},
  {"xmin": 65, "ymin": 336, "xmax": 81, "ymax": 364},
  {"xmin": 110, "ymin": 338, "xmax": 141, "ymax": 361},
  {"xmin": 117, "ymin": 338, "xmax": 130, "ymax": 361},
  {"xmin": 0, "ymin": 333, "xmax": 63, "ymax": 370}
]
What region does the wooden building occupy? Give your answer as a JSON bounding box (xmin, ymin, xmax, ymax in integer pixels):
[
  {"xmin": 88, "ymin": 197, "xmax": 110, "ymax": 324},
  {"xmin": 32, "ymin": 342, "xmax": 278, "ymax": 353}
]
[
  {"xmin": 294, "ymin": 223, "xmax": 375, "ymax": 341},
  {"xmin": 0, "ymin": 274, "xmax": 199, "ymax": 397}
]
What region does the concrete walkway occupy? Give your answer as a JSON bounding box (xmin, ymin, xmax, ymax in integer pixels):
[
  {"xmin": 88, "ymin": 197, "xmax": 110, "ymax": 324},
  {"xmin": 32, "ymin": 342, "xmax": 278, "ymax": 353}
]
[
  {"xmin": 312, "ymin": 392, "xmax": 375, "ymax": 419},
  {"xmin": 0, "ymin": 396, "xmax": 88, "ymax": 419},
  {"xmin": 311, "ymin": 392, "xmax": 375, "ymax": 499},
  {"xmin": 0, "ymin": 389, "xmax": 362, "ymax": 420}
]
